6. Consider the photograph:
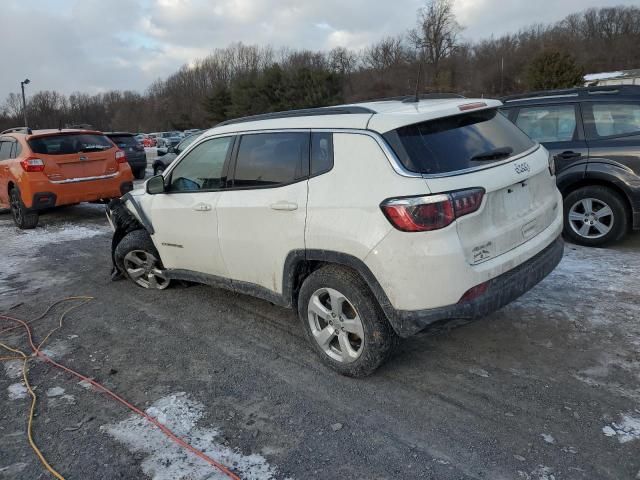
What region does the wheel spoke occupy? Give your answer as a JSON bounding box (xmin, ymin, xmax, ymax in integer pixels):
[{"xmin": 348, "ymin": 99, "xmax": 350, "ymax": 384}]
[
  {"xmin": 148, "ymin": 273, "xmax": 158, "ymax": 289},
  {"xmin": 328, "ymin": 290, "xmax": 345, "ymax": 316},
  {"xmin": 593, "ymin": 220, "xmax": 610, "ymax": 235},
  {"xmin": 127, "ymin": 267, "xmax": 145, "ymax": 279},
  {"xmin": 568, "ymin": 211, "xmax": 584, "ymax": 221},
  {"xmin": 314, "ymin": 326, "xmax": 335, "ymax": 349},
  {"xmin": 595, "ymin": 206, "xmax": 612, "ymax": 219},
  {"xmin": 309, "ymin": 296, "xmax": 331, "ymax": 321},
  {"xmin": 341, "ymin": 318, "xmax": 364, "ymax": 338},
  {"xmin": 578, "ymin": 223, "xmax": 591, "ymax": 236},
  {"xmin": 127, "ymin": 254, "xmax": 145, "ymax": 267},
  {"xmin": 581, "ymin": 198, "xmax": 593, "ymax": 214},
  {"xmin": 337, "ymin": 332, "xmax": 358, "ymax": 360}
]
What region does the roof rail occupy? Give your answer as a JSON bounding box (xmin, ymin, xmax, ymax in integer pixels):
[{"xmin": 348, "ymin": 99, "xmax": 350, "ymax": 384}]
[
  {"xmin": 354, "ymin": 93, "xmax": 464, "ymax": 104},
  {"xmin": 1, "ymin": 127, "xmax": 32, "ymax": 135},
  {"xmin": 502, "ymin": 85, "xmax": 640, "ymax": 103},
  {"xmin": 216, "ymin": 106, "xmax": 376, "ymax": 127}
]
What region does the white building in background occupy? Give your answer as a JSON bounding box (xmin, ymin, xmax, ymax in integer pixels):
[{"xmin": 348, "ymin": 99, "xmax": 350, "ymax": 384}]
[{"xmin": 584, "ymin": 69, "xmax": 640, "ymax": 86}]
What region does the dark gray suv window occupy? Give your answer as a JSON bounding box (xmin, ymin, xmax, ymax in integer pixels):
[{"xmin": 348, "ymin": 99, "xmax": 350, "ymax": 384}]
[
  {"xmin": 589, "ymin": 102, "xmax": 640, "ymax": 138},
  {"xmin": 233, "ymin": 132, "xmax": 310, "ymax": 187},
  {"xmin": 516, "ymin": 105, "xmax": 578, "ymax": 142}
]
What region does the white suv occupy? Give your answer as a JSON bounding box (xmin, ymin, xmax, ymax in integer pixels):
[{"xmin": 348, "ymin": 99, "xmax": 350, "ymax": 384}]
[{"xmin": 107, "ymin": 98, "xmax": 564, "ymax": 376}]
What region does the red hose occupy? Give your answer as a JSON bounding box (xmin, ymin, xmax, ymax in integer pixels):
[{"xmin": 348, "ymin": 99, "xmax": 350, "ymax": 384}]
[{"xmin": 0, "ymin": 313, "xmax": 241, "ymax": 480}]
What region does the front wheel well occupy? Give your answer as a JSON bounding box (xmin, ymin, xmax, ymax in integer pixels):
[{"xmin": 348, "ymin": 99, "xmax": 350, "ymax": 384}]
[{"xmin": 561, "ymin": 179, "xmax": 632, "ymax": 224}]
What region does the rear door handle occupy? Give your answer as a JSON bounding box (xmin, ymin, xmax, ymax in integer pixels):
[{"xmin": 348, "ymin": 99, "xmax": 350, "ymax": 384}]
[
  {"xmin": 193, "ymin": 202, "xmax": 212, "ymax": 212},
  {"xmin": 270, "ymin": 201, "xmax": 298, "ymax": 211},
  {"xmin": 555, "ymin": 151, "xmax": 582, "ymax": 160}
]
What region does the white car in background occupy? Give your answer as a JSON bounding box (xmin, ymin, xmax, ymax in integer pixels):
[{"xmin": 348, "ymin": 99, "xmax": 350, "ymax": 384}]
[{"xmin": 107, "ymin": 98, "xmax": 564, "ymax": 376}]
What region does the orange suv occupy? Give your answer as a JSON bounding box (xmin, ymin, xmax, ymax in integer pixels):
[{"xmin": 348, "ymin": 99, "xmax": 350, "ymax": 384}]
[{"xmin": 0, "ymin": 127, "xmax": 134, "ymax": 229}]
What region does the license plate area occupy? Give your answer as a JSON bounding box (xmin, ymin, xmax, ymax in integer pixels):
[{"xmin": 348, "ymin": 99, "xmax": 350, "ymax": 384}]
[{"xmin": 503, "ymin": 181, "xmax": 531, "ymax": 217}]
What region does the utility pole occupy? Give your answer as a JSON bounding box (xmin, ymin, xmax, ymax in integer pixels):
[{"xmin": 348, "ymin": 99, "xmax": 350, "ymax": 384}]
[{"xmin": 21, "ymin": 78, "xmax": 30, "ymax": 127}]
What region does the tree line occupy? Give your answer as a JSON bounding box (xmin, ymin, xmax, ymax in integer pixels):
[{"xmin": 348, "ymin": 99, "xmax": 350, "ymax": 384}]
[{"xmin": 1, "ymin": 2, "xmax": 639, "ymax": 133}]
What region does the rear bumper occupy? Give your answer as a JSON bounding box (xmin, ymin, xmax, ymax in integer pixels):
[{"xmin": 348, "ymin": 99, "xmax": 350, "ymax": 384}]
[
  {"xmin": 127, "ymin": 154, "xmax": 147, "ymax": 168},
  {"xmin": 21, "ymin": 169, "xmax": 134, "ymax": 209},
  {"xmin": 390, "ymin": 236, "xmax": 564, "ymax": 337}
]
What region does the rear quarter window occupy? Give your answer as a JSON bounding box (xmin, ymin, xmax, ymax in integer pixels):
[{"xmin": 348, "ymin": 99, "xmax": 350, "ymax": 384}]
[
  {"xmin": 383, "ymin": 108, "xmax": 535, "ymax": 175},
  {"xmin": 29, "ymin": 134, "xmax": 113, "ymax": 155}
]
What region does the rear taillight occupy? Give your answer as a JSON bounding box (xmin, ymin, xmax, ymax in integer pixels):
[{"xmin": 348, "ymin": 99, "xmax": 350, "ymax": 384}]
[
  {"xmin": 20, "ymin": 157, "xmax": 45, "ymax": 172},
  {"xmin": 115, "ymin": 150, "xmax": 127, "ymax": 164},
  {"xmin": 458, "ymin": 281, "xmax": 490, "ymax": 303},
  {"xmin": 380, "ymin": 188, "xmax": 485, "ymax": 232}
]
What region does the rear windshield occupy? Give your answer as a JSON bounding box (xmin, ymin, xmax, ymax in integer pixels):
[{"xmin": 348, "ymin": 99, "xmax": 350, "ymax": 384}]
[
  {"xmin": 383, "ymin": 108, "xmax": 535, "ymax": 175},
  {"xmin": 109, "ymin": 135, "xmax": 138, "ymax": 148},
  {"xmin": 29, "ymin": 134, "xmax": 113, "ymax": 155}
]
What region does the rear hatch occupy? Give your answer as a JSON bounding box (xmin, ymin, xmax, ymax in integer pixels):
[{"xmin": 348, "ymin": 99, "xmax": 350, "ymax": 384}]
[
  {"xmin": 108, "ymin": 134, "xmax": 146, "ymax": 163},
  {"xmin": 28, "ymin": 132, "xmax": 118, "ymax": 181},
  {"xmin": 383, "ymin": 108, "xmax": 559, "ymax": 264}
]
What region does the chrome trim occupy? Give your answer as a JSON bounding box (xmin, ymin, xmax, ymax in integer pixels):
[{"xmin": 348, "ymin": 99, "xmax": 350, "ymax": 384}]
[
  {"xmin": 166, "ymin": 128, "xmax": 539, "ymax": 181},
  {"xmin": 49, "ymin": 172, "xmax": 118, "ymax": 184}
]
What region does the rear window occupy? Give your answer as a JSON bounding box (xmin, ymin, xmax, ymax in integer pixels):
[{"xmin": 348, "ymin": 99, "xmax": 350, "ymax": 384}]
[
  {"xmin": 29, "ymin": 134, "xmax": 113, "ymax": 155},
  {"xmin": 383, "ymin": 109, "xmax": 535, "ymax": 174},
  {"xmin": 109, "ymin": 135, "xmax": 137, "ymax": 148}
]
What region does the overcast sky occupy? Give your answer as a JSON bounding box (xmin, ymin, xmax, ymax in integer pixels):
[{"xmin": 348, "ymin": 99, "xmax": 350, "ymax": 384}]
[{"xmin": 1, "ymin": 0, "xmax": 637, "ymax": 99}]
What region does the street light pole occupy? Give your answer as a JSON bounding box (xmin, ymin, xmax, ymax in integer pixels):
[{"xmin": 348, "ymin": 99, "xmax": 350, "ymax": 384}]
[{"xmin": 20, "ymin": 78, "xmax": 30, "ymax": 127}]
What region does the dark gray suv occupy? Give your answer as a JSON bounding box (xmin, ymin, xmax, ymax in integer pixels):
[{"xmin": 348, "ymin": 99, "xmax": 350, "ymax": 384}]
[
  {"xmin": 501, "ymin": 85, "xmax": 640, "ymax": 246},
  {"xmin": 105, "ymin": 132, "xmax": 147, "ymax": 180}
]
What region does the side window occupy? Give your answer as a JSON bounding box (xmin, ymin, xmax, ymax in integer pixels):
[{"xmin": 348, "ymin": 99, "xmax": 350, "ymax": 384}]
[
  {"xmin": 310, "ymin": 132, "xmax": 334, "ymax": 176},
  {"xmin": 233, "ymin": 132, "xmax": 310, "ymax": 187},
  {"xmin": 589, "ymin": 102, "xmax": 640, "ymax": 138},
  {"xmin": 168, "ymin": 136, "xmax": 233, "ymax": 192},
  {"xmin": 515, "ymin": 105, "xmax": 577, "ymax": 143},
  {"xmin": 0, "ymin": 140, "xmax": 12, "ymax": 161}
]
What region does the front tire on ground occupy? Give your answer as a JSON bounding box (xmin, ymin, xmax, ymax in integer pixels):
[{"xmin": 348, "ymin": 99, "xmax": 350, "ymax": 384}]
[
  {"xmin": 297, "ymin": 265, "xmax": 398, "ymax": 377},
  {"xmin": 114, "ymin": 229, "xmax": 170, "ymax": 290},
  {"xmin": 9, "ymin": 187, "xmax": 39, "ymax": 229},
  {"xmin": 563, "ymin": 185, "xmax": 628, "ymax": 247}
]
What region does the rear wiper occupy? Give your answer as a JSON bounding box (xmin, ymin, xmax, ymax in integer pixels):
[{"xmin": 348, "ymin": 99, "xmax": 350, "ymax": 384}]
[{"xmin": 469, "ymin": 147, "xmax": 513, "ymax": 162}]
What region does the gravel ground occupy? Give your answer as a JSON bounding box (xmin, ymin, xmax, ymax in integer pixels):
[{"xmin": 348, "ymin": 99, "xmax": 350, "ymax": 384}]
[{"xmin": 0, "ymin": 197, "xmax": 639, "ymax": 480}]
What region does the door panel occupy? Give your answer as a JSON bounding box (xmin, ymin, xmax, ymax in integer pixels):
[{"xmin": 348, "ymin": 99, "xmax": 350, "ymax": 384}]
[
  {"xmin": 216, "ymin": 181, "xmax": 308, "ymax": 293},
  {"xmin": 216, "ymin": 131, "xmax": 310, "ymax": 294},
  {"xmin": 148, "ymin": 135, "xmax": 234, "ymax": 276},
  {"xmin": 149, "ymin": 191, "xmax": 226, "ymax": 275}
]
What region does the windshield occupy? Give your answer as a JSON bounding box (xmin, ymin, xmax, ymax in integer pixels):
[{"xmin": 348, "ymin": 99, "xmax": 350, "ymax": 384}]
[
  {"xmin": 383, "ymin": 108, "xmax": 535, "ymax": 174},
  {"xmin": 28, "ymin": 134, "xmax": 113, "ymax": 155},
  {"xmin": 177, "ymin": 134, "xmax": 199, "ymax": 153}
]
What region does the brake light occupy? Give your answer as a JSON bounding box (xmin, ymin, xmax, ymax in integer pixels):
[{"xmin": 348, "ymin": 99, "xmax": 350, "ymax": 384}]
[
  {"xmin": 458, "ymin": 102, "xmax": 487, "ymax": 111},
  {"xmin": 20, "ymin": 157, "xmax": 45, "ymax": 172},
  {"xmin": 380, "ymin": 188, "xmax": 485, "ymax": 232},
  {"xmin": 115, "ymin": 150, "xmax": 127, "ymax": 164}
]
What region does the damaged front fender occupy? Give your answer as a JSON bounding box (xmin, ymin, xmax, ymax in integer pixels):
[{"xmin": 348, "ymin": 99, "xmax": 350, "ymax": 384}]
[{"xmin": 107, "ymin": 196, "xmax": 149, "ymax": 280}]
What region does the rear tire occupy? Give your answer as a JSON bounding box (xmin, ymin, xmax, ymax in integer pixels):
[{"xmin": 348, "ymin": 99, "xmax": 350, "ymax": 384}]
[
  {"xmin": 9, "ymin": 187, "xmax": 39, "ymax": 229},
  {"xmin": 297, "ymin": 265, "xmax": 398, "ymax": 377},
  {"xmin": 563, "ymin": 185, "xmax": 628, "ymax": 247},
  {"xmin": 115, "ymin": 230, "xmax": 170, "ymax": 290},
  {"xmin": 134, "ymin": 167, "xmax": 146, "ymax": 180}
]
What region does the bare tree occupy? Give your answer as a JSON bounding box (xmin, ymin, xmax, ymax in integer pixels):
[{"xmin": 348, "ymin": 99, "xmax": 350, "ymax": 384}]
[{"xmin": 409, "ymin": 0, "xmax": 462, "ymax": 85}]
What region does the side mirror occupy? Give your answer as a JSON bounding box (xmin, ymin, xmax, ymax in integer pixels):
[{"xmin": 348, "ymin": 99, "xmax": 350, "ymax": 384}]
[
  {"xmin": 146, "ymin": 175, "xmax": 166, "ymax": 195},
  {"xmin": 168, "ymin": 146, "xmax": 176, "ymax": 154}
]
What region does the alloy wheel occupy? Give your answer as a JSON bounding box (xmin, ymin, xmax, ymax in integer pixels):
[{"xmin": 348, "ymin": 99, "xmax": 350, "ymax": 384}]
[
  {"xmin": 568, "ymin": 197, "xmax": 614, "ymax": 239},
  {"xmin": 123, "ymin": 250, "xmax": 170, "ymax": 289},
  {"xmin": 307, "ymin": 288, "xmax": 365, "ymax": 363}
]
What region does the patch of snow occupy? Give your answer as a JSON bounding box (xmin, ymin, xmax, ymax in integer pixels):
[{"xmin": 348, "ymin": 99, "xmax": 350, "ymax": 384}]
[
  {"xmin": 518, "ymin": 465, "xmax": 556, "ymax": 480},
  {"xmin": 468, "ymin": 367, "xmax": 490, "ymax": 378},
  {"xmin": 46, "ymin": 387, "xmax": 65, "ymax": 397},
  {"xmin": 102, "ymin": 392, "xmax": 282, "ymax": 480},
  {"xmin": 541, "ymin": 433, "xmax": 555, "ymax": 444},
  {"xmin": 0, "ymin": 462, "xmax": 28, "ymax": 475},
  {"xmin": 603, "ymin": 414, "xmax": 640, "ymax": 443},
  {"xmin": 3, "ymin": 359, "xmax": 23, "ymax": 379},
  {"xmin": 39, "ymin": 340, "xmax": 71, "ymax": 360},
  {"xmin": 584, "ymin": 71, "xmax": 625, "ymax": 81},
  {"xmin": 7, "ymin": 382, "xmax": 27, "ymax": 400}
]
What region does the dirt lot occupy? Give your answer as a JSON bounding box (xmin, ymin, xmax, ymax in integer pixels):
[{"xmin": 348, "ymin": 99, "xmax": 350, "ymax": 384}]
[{"xmin": 0, "ymin": 197, "xmax": 639, "ymax": 480}]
